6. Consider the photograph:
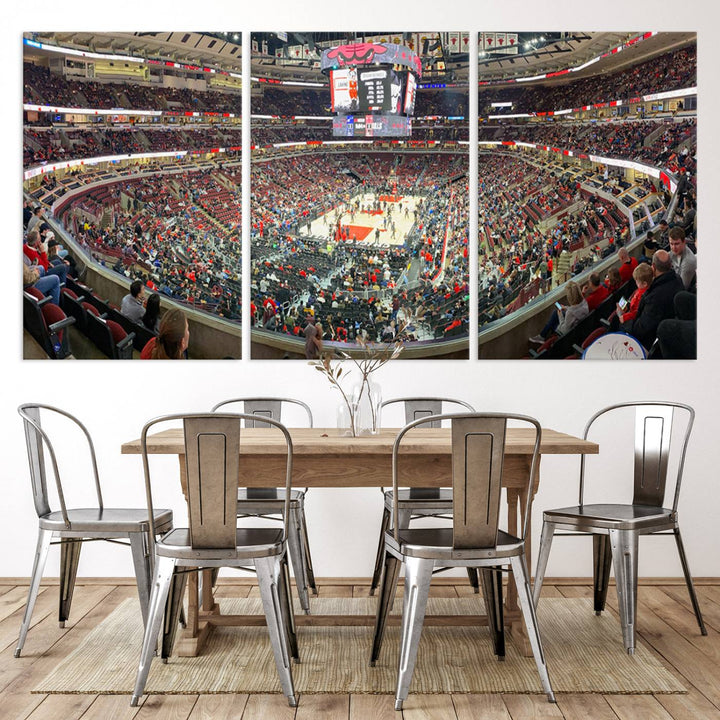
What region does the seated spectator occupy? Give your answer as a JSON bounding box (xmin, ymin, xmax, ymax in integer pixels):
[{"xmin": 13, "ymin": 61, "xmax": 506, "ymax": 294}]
[
  {"xmin": 304, "ymin": 320, "xmax": 322, "ymax": 359},
  {"xmin": 656, "ymin": 291, "xmax": 696, "ymax": 359},
  {"xmin": 142, "ymin": 293, "xmax": 161, "ymax": 333},
  {"xmin": 121, "ymin": 280, "xmax": 147, "ymax": 323},
  {"xmin": 668, "ymin": 226, "xmax": 696, "ymax": 290},
  {"xmin": 616, "ymin": 248, "xmax": 638, "ymax": 284},
  {"xmin": 627, "ymin": 250, "xmax": 684, "ymax": 350},
  {"xmin": 23, "ymin": 260, "xmax": 61, "ymax": 306},
  {"xmin": 603, "ymin": 267, "xmax": 623, "ymax": 293},
  {"xmin": 643, "ymin": 230, "xmax": 660, "ymax": 260},
  {"xmin": 529, "ymin": 281, "xmax": 589, "ymax": 344},
  {"xmin": 582, "ymin": 272, "xmax": 610, "ymax": 311},
  {"xmin": 140, "ymin": 309, "xmax": 189, "ymax": 359},
  {"xmin": 615, "ymin": 263, "xmax": 653, "ymax": 325},
  {"xmin": 23, "ymin": 229, "xmax": 68, "ymax": 283}
]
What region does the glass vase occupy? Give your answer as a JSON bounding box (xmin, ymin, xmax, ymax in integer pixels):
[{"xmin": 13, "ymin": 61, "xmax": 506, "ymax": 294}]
[{"xmin": 353, "ymin": 380, "xmax": 382, "ymax": 436}]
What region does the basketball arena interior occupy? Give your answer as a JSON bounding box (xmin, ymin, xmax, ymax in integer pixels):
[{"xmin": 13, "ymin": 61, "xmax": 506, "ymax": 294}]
[{"xmin": 22, "ymin": 30, "xmax": 696, "ymax": 360}]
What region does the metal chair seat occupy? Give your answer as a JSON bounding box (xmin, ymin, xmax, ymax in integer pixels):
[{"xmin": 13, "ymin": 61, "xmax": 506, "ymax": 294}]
[
  {"xmin": 383, "ymin": 488, "xmax": 453, "ymax": 511},
  {"xmin": 533, "ymin": 402, "xmax": 706, "ymax": 656},
  {"xmin": 237, "ymin": 488, "xmax": 305, "ymax": 513},
  {"xmin": 387, "ymin": 527, "xmax": 524, "ymax": 560},
  {"xmin": 543, "ymin": 503, "xmax": 675, "ymax": 531},
  {"xmin": 39, "ymin": 508, "xmax": 173, "ymax": 534},
  {"xmin": 16, "ymin": 404, "xmax": 174, "ymax": 659},
  {"xmin": 156, "ymin": 528, "xmax": 284, "ymax": 560}
]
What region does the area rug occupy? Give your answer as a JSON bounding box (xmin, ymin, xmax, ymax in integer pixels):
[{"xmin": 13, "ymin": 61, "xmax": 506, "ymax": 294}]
[{"xmin": 34, "ymin": 597, "xmax": 685, "ymax": 695}]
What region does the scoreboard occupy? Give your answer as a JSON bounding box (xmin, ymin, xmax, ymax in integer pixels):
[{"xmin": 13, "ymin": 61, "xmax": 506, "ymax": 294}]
[
  {"xmin": 323, "ymin": 42, "xmax": 420, "ymax": 138},
  {"xmin": 332, "ymin": 114, "xmax": 412, "ymax": 138}
]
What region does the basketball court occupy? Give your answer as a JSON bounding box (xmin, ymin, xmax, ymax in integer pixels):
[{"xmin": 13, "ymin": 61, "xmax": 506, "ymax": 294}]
[{"xmin": 298, "ymin": 191, "xmax": 424, "ymax": 247}]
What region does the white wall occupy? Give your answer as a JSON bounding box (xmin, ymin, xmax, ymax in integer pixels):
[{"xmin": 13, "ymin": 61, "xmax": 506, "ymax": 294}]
[{"xmin": 6, "ymin": 0, "xmax": 719, "ymax": 581}]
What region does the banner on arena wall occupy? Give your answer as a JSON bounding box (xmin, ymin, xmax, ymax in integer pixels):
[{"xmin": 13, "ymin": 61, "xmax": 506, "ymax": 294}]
[{"xmin": 321, "ymin": 43, "xmax": 422, "ymax": 78}]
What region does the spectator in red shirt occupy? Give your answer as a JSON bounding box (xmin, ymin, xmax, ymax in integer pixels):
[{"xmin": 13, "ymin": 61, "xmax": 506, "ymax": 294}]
[
  {"xmin": 617, "ymin": 248, "xmax": 639, "ymax": 284},
  {"xmin": 582, "ymin": 273, "xmax": 610, "ymax": 311}
]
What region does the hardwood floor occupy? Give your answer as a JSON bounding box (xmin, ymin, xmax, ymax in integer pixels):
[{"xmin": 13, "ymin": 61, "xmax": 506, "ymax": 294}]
[{"xmin": 1, "ymin": 578, "xmax": 718, "ymax": 720}]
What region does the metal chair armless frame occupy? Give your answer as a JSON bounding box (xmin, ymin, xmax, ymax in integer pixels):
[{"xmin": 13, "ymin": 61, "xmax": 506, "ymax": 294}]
[
  {"xmin": 370, "ymin": 397, "xmax": 476, "ymax": 595},
  {"xmin": 211, "ymin": 397, "xmax": 316, "ymax": 613},
  {"xmin": 533, "ymin": 401, "xmax": 706, "ymax": 654},
  {"xmin": 132, "ymin": 412, "xmax": 298, "ymax": 707},
  {"xmin": 16, "ymin": 404, "xmax": 173, "ymax": 658},
  {"xmin": 370, "ymin": 413, "xmax": 554, "ymax": 710}
]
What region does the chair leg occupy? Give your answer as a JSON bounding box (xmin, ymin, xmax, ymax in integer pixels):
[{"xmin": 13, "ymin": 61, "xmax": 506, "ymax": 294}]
[
  {"xmin": 370, "ymin": 550, "xmax": 401, "ymax": 665},
  {"xmin": 129, "ymin": 532, "xmax": 152, "ymax": 628},
  {"xmin": 466, "ymin": 568, "xmax": 480, "ymax": 593},
  {"xmin": 297, "ymin": 501, "xmax": 317, "ymax": 595},
  {"xmin": 58, "ymin": 538, "xmax": 83, "ymax": 627},
  {"xmin": 608, "ymin": 529, "xmax": 639, "ymax": 654},
  {"xmin": 593, "ymin": 534, "xmax": 613, "ymax": 615},
  {"xmin": 394, "ymin": 556, "xmax": 434, "ymax": 711},
  {"xmin": 480, "ymin": 567, "xmax": 505, "ymax": 659},
  {"xmin": 131, "ymin": 555, "xmax": 176, "ymax": 706},
  {"xmin": 15, "ymin": 528, "xmax": 52, "ymax": 658},
  {"xmin": 255, "ymin": 555, "xmax": 297, "ymax": 707},
  {"xmin": 673, "ymin": 527, "xmax": 707, "ymax": 636},
  {"xmin": 532, "ymin": 520, "xmax": 556, "ymax": 607},
  {"xmin": 286, "ymin": 506, "xmax": 310, "ymax": 614},
  {"xmin": 369, "ymin": 506, "xmax": 391, "ymax": 596},
  {"xmin": 161, "ymin": 570, "xmax": 188, "ymax": 661},
  {"xmin": 277, "ymin": 551, "xmax": 299, "ymax": 661},
  {"xmin": 510, "ymin": 554, "xmax": 555, "ymax": 703}
]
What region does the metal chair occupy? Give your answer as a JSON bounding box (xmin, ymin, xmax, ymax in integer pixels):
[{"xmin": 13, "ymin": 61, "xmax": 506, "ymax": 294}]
[
  {"xmin": 370, "ymin": 413, "xmax": 554, "ymax": 710},
  {"xmin": 131, "ymin": 412, "xmax": 298, "ymax": 707},
  {"xmin": 211, "ymin": 398, "xmax": 316, "ymax": 613},
  {"xmin": 369, "ymin": 397, "xmax": 477, "ymax": 595},
  {"xmin": 16, "ymin": 404, "xmax": 173, "ymax": 658},
  {"xmin": 533, "ymin": 401, "xmax": 706, "ymax": 654}
]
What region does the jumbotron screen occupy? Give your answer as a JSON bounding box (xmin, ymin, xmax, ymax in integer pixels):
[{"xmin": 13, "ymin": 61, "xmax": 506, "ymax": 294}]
[
  {"xmin": 332, "ymin": 114, "xmax": 412, "ymax": 138},
  {"xmin": 330, "ymin": 67, "xmax": 404, "ymax": 114}
]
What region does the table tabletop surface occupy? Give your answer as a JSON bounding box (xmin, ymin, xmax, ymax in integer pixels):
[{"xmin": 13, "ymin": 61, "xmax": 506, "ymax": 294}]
[{"xmin": 121, "ymin": 426, "xmax": 598, "ymax": 456}]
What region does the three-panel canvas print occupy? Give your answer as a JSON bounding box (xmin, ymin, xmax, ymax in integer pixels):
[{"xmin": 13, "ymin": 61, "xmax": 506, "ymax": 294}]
[{"xmin": 23, "ymin": 31, "xmax": 696, "ymax": 360}]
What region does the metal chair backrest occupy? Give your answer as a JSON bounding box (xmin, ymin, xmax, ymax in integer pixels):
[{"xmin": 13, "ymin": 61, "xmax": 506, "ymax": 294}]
[
  {"xmin": 141, "ymin": 413, "xmax": 294, "ymax": 548},
  {"xmin": 18, "ymin": 404, "xmax": 103, "ymax": 527},
  {"xmin": 381, "ymin": 397, "xmax": 475, "ymax": 428},
  {"xmin": 392, "ymin": 413, "xmax": 541, "ymax": 548},
  {"xmin": 211, "ymin": 398, "xmax": 313, "ymax": 428},
  {"xmin": 579, "ymin": 402, "xmax": 694, "ymax": 511}
]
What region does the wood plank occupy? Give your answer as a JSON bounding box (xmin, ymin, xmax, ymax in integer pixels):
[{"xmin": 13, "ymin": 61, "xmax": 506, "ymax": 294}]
[
  {"xmin": 350, "ymin": 694, "xmax": 397, "ymax": 720},
  {"xmin": 0, "ymin": 588, "xmax": 52, "ymax": 651},
  {"xmin": 26, "ymin": 694, "xmax": 96, "ymax": 720},
  {"xmin": 295, "ymin": 694, "xmax": 349, "ymax": 720},
  {"xmin": 188, "ymin": 694, "xmax": 249, "ymax": 720},
  {"xmin": 317, "ymin": 586, "xmax": 353, "ymax": 599},
  {"xmin": 134, "ymin": 695, "xmax": 198, "ymax": 720},
  {"xmin": 605, "ymin": 695, "xmax": 673, "ymax": 720},
  {"xmin": 0, "ymin": 587, "xmax": 33, "ymax": 623},
  {"xmin": 402, "ymin": 694, "xmax": 457, "ymax": 720},
  {"xmin": 500, "ymin": 695, "xmax": 563, "ymax": 719},
  {"xmin": 655, "ymin": 688, "xmax": 720, "ymax": 719},
  {"xmin": 452, "ymin": 693, "xmax": 511, "ymax": 719},
  {"xmin": 240, "ymin": 694, "xmax": 296, "ymax": 720},
  {"xmin": 555, "ymin": 694, "xmax": 619, "ymax": 719},
  {"xmin": 0, "ymin": 586, "xmax": 131, "ymax": 720},
  {"xmin": 214, "ymin": 585, "xmax": 253, "ymax": 600},
  {"xmin": 123, "ymin": 427, "xmax": 597, "ymax": 457},
  {"xmin": 82, "ymin": 694, "xmax": 148, "ymax": 720},
  {"xmin": 664, "ymin": 585, "xmax": 720, "ymax": 634}
]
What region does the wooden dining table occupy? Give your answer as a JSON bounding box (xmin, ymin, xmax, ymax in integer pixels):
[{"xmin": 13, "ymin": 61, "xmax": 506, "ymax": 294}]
[{"xmin": 121, "ymin": 426, "xmax": 598, "ymax": 657}]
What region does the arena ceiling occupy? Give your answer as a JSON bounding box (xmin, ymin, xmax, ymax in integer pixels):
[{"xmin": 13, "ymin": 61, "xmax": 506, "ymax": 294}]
[{"xmin": 24, "ymin": 30, "xmax": 695, "ymax": 88}]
